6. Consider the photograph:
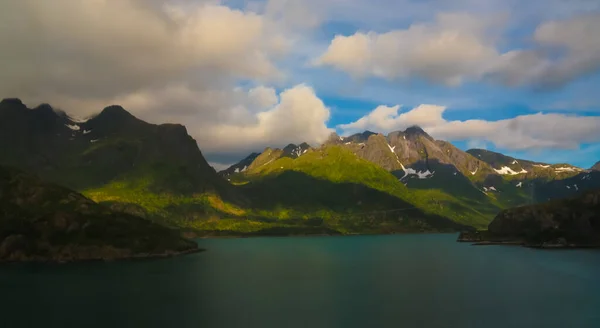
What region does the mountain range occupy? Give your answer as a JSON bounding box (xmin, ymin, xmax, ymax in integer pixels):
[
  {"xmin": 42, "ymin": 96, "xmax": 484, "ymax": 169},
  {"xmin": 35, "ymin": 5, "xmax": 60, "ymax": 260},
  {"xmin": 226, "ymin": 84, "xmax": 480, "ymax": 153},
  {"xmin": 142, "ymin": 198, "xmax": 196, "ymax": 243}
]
[{"xmin": 1, "ymin": 98, "xmax": 599, "ymax": 238}]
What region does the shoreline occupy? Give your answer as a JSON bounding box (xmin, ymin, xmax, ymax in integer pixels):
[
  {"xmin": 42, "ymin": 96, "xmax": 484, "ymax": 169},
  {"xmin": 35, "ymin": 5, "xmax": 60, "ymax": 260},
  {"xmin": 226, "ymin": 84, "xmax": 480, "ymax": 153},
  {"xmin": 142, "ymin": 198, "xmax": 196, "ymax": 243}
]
[
  {"xmin": 194, "ymin": 230, "xmax": 461, "ymax": 239},
  {"xmin": 0, "ymin": 247, "xmax": 205, "ymax": 265},
  {"xmin": 457, "ymin": 231, "xmax": 600, "ymax": 249}
]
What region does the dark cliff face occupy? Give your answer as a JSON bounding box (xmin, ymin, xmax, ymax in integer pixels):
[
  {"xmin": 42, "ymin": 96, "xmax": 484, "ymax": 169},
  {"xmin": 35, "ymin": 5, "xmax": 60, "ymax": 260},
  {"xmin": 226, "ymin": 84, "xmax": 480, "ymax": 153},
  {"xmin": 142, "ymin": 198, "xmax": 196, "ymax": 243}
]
[
  {"xmin": 0, "ymin": 98, "xmax": 234, "ymax": 198},
  {"xmin": 488, "ymin": 190, "xmax": 600, "ymax": 245},
  {"xmin": 0, "ymin": 166, "xmax": 198, "ymax": 262}
]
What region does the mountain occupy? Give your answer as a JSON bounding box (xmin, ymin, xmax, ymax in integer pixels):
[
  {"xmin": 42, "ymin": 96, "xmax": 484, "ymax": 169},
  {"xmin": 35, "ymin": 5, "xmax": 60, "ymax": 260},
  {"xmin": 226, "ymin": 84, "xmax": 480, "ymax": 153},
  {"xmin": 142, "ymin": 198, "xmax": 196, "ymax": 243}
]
[
  {"xmin": 224, "ymin": 142, "xmax": 501, "ymax": 229},
  {"xmin": 0, "ymin": 99, "xmax": 234, "ymax": 195},
  {"xmin": 319, "ymin": 128, "xmax": 529, "ymax": 211},
  {"xmin": 220, "ymin": 152, "xmax": 261, "ymax": 177},
  {"xmin": 592, "ymin": 161, "xmax": 600, "ymax": 171},
  {"xmin": 467, "ymin": 149, "xmax": 584, "ymax": 181},
  {"xmin": 0, "ymin": 98, "xmax": 244, "ymax": 227},
  {"xmin": 460, "ymin": 189, "xmax": 600, "ymax": 248},
  {"xmin": 0, "ymin": 165, "xmax": 198, "ymax": 262}
]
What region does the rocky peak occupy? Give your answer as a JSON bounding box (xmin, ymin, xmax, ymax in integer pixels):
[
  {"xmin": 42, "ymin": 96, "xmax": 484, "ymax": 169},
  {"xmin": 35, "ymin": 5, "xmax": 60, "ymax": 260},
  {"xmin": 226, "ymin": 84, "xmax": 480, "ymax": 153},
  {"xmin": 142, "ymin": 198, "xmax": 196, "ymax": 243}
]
[
  {"xmin": 282, "ymin": 142, "xmax": 311, "ymax": 158},
  {"xmin": 592, "ymin": 161, "xmax": 600, "ymax": 171},
  {"xmin": 403, "ymin": 126, "xmax": 434, "ymax": 141},
  {"xmin": 97, "ymin": 105, "xmax": 135, "ymax": 120},
  {"xmin": 0, "ymin": 98, "xmax": 26, "ymax": 109},
  {"xmin": 345, "ymin": 131, "xmax": 376, "ymax": 143}
]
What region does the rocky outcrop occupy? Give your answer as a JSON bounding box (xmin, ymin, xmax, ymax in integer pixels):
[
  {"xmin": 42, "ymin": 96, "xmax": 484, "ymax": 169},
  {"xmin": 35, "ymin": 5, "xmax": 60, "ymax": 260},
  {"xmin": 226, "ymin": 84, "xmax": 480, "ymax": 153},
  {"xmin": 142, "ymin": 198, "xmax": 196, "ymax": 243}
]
[{"xmin": 480, "ymin": 190, "xmax": 600, "ymax": 247}]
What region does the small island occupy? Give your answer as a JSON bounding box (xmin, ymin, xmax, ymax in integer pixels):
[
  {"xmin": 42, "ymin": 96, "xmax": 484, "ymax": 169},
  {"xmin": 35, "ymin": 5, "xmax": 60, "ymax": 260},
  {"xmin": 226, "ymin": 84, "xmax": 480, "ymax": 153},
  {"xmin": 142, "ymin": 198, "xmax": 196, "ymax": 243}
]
[
  {"xmin": 458, "ymin": 190, "xmax": 600, "ymax": 248},
  {"xmin": 0, "ymin": 166, "xmax": 200, "ymax": 263}
]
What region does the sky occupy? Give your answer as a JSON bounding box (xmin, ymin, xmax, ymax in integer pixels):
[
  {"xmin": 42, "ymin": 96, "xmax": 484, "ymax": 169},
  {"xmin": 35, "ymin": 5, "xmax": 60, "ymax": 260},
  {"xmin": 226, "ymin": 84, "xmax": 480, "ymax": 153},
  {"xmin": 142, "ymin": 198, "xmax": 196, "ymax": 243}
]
[{"xmin": 1, "ymin": 0, "xmax": 600, "ymax": 170}]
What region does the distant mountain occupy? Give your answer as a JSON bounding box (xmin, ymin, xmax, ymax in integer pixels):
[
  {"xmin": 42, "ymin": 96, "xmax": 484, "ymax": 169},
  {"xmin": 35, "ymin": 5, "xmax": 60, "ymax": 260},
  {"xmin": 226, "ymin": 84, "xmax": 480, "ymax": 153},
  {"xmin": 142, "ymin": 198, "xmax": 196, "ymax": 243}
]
[
  {"xmin": 592, "ymin": 161, "xmax": 600, "ymax": 171},
  {"xmin": 467, "ymin": 149, "xmax": 584, "ymax": 181},
  {"xmin": 0, "ymin": 165, "xmax": 198, "ymax": 262},
  {"xmin": 533, "ymin": 171, "xmax": 600, "ymax": 203},
  {"xmin": 220, "ymin": 152, "xmax": 261, "ymax": 177}
]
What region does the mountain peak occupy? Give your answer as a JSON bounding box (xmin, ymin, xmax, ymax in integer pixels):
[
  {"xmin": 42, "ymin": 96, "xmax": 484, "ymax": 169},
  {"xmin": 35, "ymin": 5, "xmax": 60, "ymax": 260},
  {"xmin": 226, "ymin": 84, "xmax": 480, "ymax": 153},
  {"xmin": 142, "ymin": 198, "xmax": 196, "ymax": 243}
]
[
  {"xmin": 345, "ymin": 130, "xmax": 376, "ymax": 143},
  {"xmin": 404, "ymin": 125, "xmax": 426, "ymax": 135},
  {"xmin": 32, "ymin": 103, "xmax": 60, "ymax": 119},
  {"xmin": 99, "ymin": 105, "xmax": 134, "ymax": 118},
  {"xmin": 282, "ymin": 142, "xmax": 311, "ymax": 158},
  {"xmin": 591, "ymin": 161, "xmax": 600, "ymax": 171},
  {"xmin": 0, "ymin": 98, "xmax": 25, "ymax": 107},
  {"xmin": 403, "ymin": 125, "xmax": 434, "ymax": 141}
]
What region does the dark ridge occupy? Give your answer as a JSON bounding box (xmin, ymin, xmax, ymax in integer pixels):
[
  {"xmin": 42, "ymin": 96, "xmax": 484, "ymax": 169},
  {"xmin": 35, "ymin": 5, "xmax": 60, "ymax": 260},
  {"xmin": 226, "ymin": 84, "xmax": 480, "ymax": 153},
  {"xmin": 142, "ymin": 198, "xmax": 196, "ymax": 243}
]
[
  {"xmin": 158, "ymin": 123, "xmax": 188, "ymax": 136},
  {"xmin": 0, "ymin": 98, "xmax": 25, "ymax": 107},
  {"xmin": 299, "ymin": 142, "xmax": 310, "ymax": 148},
  {"xmin": 592, "ymin": 161, "xmax": 600, "ymax": 171}
]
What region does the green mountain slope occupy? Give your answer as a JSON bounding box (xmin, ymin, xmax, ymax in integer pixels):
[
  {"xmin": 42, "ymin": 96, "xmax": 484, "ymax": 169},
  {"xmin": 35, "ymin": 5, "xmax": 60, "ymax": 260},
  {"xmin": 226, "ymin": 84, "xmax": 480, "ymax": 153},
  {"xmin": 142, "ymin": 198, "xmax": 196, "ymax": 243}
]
[
  {"xmin": 230, "ymin": 145, "xmax": 496, "ymax": 229},
  {"xmin": 0, "ymin": 165, "xmax": 198, "ymax": 262}
]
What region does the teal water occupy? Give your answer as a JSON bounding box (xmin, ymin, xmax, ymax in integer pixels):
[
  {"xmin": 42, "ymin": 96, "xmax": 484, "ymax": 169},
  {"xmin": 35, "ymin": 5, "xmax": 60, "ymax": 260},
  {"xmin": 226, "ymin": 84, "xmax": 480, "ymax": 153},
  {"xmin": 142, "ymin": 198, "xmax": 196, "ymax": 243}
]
[{"xmin": 1, "ymin": 234, "xmax": 600, "ymax": 328}]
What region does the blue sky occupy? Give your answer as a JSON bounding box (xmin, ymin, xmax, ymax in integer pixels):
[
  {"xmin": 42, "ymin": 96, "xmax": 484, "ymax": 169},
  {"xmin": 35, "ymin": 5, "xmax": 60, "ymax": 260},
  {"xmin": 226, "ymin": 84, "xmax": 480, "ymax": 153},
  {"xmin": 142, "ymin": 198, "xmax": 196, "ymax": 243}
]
[{"xmin": 2, "ymin": 0, "xmax": 600, "ymax": 169}]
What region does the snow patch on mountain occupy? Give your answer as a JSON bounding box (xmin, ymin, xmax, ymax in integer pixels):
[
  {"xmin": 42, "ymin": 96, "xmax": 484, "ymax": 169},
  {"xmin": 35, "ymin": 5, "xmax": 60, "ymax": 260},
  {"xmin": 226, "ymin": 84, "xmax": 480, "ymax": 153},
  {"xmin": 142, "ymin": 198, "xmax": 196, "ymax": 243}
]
[
  {"xmin": 470, "ymin": 168, "xmax": 478, "ymax": 175},
  {"xmin": 494, "ymin": 166, "xmax": 527, "ymax": 175},
  {"xmin": 65, "ymin": 124, "xmax": 80, "ymax": 131},
  {"xmin": 516, "ymin": 182, "xmax": 522, "ymax": 188},
  {"xmin": 555, "ymin": 167, "xmax": 581, "ymax": 173},
  {"xmin": 399, "ymin": 164, "xmax": 434, "ymax": 180}
]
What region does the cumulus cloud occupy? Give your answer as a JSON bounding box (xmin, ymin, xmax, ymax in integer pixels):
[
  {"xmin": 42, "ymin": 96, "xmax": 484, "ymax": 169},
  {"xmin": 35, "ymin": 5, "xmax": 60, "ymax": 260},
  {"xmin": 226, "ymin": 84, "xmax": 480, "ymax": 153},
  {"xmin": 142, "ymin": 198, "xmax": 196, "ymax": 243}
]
[
  {"xmin": 338, "ymin": 104, "xmax": 600, "ymax": 151},
  {"xmin": 0, "ymin": 0, "xmax": 288, "ymax": 102},
  {"xmin": 315, "ymin": 12, "xmax": 504, "ymax": 86},
  {"xmin": 316, "ymin": 10, "xmax": 600, "ymax": 90},
  {"xmin": 486, "ymin": 13, "xmax": 600, "ymax": 90}
]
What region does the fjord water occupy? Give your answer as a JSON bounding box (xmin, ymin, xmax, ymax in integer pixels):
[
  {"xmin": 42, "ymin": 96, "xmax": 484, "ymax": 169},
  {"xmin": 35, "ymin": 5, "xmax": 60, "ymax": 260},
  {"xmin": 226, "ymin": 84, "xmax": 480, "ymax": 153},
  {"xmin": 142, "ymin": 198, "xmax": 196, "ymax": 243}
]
[{"xmin": 2, "ymin": 234, "xmax": 600, "ymax": 328}]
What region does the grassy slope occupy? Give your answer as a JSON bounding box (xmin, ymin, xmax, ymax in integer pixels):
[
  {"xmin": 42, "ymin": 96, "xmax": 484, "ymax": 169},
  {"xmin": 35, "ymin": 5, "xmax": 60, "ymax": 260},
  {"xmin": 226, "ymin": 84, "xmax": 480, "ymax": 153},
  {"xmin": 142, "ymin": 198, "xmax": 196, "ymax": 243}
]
[
  {"xmin": 84, "ymin": 146, "xmax": 494, "ymax": 233},
  {"xmin": 232, "ymin": 146, "xmax": 494, "ymax": 228}
]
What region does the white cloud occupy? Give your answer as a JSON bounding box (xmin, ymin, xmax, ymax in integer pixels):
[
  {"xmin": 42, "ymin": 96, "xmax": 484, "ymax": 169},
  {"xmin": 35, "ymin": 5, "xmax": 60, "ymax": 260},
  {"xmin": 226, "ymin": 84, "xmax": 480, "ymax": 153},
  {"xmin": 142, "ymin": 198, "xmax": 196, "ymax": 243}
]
[
  {"xmin": 316, "ymin": 10, "xmax": 600, "ymax": 90},
  {"xmin": 315, "ymin": 12, "xmax": 504, "ymax": 86},
  {"xmin": 339, "ymin": 104, "xmax": 600, "ymax": 151},
  {"xmin": 487, "ymin": 13, "xmax": 600, "ymax": 90},
  {"xmin": 108, "ymin": 84, "xmax": 333, "ymax": 154}
]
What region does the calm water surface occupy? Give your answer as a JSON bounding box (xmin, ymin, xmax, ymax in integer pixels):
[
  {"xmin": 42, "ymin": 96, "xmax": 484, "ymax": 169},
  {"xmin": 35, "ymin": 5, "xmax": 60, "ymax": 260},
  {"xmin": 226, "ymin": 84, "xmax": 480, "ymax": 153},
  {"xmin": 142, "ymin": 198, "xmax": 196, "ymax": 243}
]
[{"xmin": 1, "ymin": 234, "xmax": 600, "ymax": 328}]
